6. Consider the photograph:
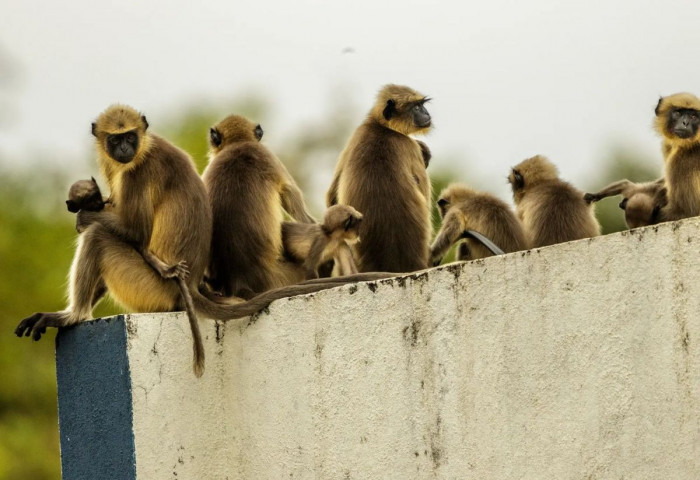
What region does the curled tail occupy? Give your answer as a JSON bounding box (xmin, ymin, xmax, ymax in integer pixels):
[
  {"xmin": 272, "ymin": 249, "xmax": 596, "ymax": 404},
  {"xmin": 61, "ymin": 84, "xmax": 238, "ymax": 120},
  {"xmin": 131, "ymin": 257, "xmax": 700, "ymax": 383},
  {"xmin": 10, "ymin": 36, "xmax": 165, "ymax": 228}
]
[
  {"xmin": 191, "ymin": 274, "xmax": 395, "ymax": 321},
  {"xmin": 176, "ymin": 277, "xmax": 205, "ymax": 377}
]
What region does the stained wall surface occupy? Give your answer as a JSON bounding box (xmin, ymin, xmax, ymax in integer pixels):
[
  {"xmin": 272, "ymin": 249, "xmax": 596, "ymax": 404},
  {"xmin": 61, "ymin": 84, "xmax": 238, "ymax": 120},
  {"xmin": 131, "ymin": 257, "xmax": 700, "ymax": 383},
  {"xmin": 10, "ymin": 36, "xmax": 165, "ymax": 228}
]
[{"xmin": 56, "ymin": 218, "xmax": 700, "ymax": 479}]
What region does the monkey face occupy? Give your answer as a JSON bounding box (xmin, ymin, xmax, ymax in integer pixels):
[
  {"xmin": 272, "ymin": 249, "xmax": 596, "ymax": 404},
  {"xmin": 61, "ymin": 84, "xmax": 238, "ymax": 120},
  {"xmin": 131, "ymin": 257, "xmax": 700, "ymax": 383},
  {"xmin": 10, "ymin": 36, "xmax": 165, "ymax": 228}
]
[
  {"xmin": 437, "ymin": 198, "xmax": 450, "ymax": 218},
  {"xmin": 509, "ymin": 169, "xmax": 525, "ymax": 191},
  {"xmin": 106, "ymin": 130, "xmax": 139, "ymax": 164},
  {"xmin": 411, "ymin": 102, "xmax": 431, "ymax": 129},
  {"xmin": 667, "ymin": 108, "xmax": 700, "ymax": 139}
]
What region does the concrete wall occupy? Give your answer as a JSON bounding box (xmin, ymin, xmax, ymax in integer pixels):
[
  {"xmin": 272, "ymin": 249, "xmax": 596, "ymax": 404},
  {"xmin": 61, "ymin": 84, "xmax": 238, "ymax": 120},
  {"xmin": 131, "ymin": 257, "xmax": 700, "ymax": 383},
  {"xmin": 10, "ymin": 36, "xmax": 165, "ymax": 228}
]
[{"xmin": 56, "ymin": 218, "xmax": 700, "ymax": 479}]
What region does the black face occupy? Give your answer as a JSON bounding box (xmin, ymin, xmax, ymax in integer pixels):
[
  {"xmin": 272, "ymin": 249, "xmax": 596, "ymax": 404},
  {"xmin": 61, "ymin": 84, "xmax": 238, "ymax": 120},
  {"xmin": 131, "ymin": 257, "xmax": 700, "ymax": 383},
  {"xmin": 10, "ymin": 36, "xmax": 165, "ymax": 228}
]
[
  {"xmin": 411, "ymin": 102, "xmax": 431, "ymax": 128},
  {"xmin": 343, "ymin": 215, "xmax": 362, "ymax": 231},
  {"xmin": 210, "ymin": 128, "xmax": 222, "ymax": 147},
  {"xmin": 510, "ymin": 169, "xmax": 525, "ymax": 191},
  {"xmin": 106, "ymin": 130, "xmax": 139, "ymax": 163},
  {"xmin": 667, "ymin": 108, "xmax": 700, "ymax": 139},
  {"xmin": 437, "ymin": 198, "xmax": 449, "ymax": 218}
]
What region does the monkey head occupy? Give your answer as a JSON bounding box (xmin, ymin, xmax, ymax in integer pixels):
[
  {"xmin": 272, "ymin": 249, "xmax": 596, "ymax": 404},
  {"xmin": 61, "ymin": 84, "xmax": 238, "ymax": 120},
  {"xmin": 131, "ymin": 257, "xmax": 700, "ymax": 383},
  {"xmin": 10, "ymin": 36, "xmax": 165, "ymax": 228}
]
[
  {"xmin": 436, "ymin": 184, "xmax": 478, "ymax": 218},
  {"xmin": 619, "ymin": 186, "xmax": 667, "ymax": 229},
  {"xmin": 66, "ymin": 177, "xmax": 105, "ymax": 213},
  {"xmin": 508, "ymin": 155, "xmax": 559, "ymax": 203},
  {"xmin": 322, "ymin": 204, "xmax": 363, "ymax": 244},
  {"xmin": 208, "ymin": 115, "xmax": 263, "ymax": 156},
  {"xmin": 371, "ymin": 84, "xmax": 432, "ymax": 135},
  {"xmin": 655, "ymin": 93, "xmax": 700, "ymax": 145},
  {"xmin": 92, "ymin": 105, "xmax": 149, "ymax": 165}
]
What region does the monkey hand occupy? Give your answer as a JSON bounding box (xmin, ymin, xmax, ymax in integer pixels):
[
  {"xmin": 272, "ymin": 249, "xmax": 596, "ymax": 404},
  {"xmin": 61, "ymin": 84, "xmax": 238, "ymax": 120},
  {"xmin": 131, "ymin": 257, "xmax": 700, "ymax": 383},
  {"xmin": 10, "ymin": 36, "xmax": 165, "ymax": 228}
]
[
  {"xmin": 583, "ymin": 193, "xmax": 599, "ymax": 204},
  {"xmin": 75, "ymin": 210, "xmax": 99, "ymax": 233},
  {"xmin": 159, "ymin": 260, "xmax": 190, "ymax": 280}
]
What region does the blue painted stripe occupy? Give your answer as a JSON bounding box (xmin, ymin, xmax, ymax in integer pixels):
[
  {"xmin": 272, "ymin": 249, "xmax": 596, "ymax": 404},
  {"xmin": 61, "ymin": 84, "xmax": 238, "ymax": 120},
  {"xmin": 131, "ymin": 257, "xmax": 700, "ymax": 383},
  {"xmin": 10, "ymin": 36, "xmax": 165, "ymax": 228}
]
[{"xmin": 56, "ymin": 315, "xmax": 137, "ymax": 480}]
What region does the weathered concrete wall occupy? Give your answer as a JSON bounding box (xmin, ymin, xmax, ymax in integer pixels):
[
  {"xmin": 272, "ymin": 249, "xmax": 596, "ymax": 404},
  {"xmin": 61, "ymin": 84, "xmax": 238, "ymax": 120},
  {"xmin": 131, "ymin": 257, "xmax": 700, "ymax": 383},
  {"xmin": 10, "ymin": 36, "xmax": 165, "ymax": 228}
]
[{"xmin": 56, "ymin": 218, "xmax": 700, "ymax": 479}]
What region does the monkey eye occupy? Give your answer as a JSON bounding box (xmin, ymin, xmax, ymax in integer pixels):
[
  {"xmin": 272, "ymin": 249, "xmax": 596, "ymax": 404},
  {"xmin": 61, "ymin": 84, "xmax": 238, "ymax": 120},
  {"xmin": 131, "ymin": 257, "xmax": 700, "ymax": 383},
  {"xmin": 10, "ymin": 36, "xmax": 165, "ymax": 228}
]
[
  {"xmin": 671, "ymin": 110, "xmax": 681, "ymax": 119},
  {"xmin": 126, "ymin": 132, "xmax": 137, "ymax": 143},
  {"xmin": 108, "ymin": 136, "xmax": 120, "ymax": 146},
  {"xmin": 210, "ymin": 128, "xmax": 222, "ymax": 147}
]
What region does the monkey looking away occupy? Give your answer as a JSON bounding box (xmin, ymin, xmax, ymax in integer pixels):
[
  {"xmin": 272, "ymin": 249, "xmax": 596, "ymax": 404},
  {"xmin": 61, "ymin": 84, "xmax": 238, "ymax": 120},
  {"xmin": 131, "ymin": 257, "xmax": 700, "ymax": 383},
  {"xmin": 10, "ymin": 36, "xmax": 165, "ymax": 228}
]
[
  {"xmin": 66, "ymin": 177, "xmax": 106, "ymax": 213},
  {"xmin": 508, "ymin": 155, "xmax": 600, "ymax": 248},
  {"xmin": 326, "ymin": 84, "xmax": 433, "ymax": 273},
  {"xmin": 653, "ymin": 93, "xmax": 700, "ymax": 221},
  {"xmin": 584, "ymin": 178, "xmax": 667, "ymax": 229},
  {"xmin": 282, "ymin": 204, "xmax": 363, "ymax": 279},
  {"xmin": 202, "ymin": 114, "xmax": 316, "ymax": 299},
  {"xmin": 430, "ymin": 184, "xmax": 527, "ymax": 265}
]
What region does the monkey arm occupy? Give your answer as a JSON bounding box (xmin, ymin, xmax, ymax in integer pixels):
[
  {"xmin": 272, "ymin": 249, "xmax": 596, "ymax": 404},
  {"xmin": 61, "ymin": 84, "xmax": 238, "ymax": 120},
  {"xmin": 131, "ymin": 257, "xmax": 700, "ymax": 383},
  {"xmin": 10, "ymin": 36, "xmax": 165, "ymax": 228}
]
[
  {"xmin": 416, "ymin": 140, "xmax": 431, "ymax": 169},
  {"xmin": 302, "ymin": 236, "xmax": 328, "ymax": 279},
  {"xmin": 429, "ymin": 210, "xmax": 466, "ymax": 266},
  {"xmin": 334, "ymin": 243, "xmax": 358, "ymax": 276},
  {"xmin": 583, "ymin": 179, "xmax": 634, "ymax": 203},
  {"xmin": 281, "ymin": 182, "xmax": 316, "ymax": 223}
]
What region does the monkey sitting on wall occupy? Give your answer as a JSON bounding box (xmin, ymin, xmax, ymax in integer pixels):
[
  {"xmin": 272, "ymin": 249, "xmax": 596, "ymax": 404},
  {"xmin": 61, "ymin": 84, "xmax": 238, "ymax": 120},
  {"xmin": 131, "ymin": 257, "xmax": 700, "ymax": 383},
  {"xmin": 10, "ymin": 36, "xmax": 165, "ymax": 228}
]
[
  {"xmin": 584, "ymin": 178, "xmax": 667, "ymax": 229},
  {"xmin": 430, "ymin": 184, "xmax": 527, "ymax": 265},
  {"xmin": 203, "ymin": 114, "xmax": 316, "ymax": 299},
  {"xmin": 66, "ymin": 177, "xmax": 107, "ymax": 213},
  {"xmin": 508, "ymin": 155, "xmax": 600, "ymax": 248},
  {"xmin": 326, "ymin": 84, "xmax": 433, "ymax": 273},
  {"xmin": 653, "ymin": 93, "xmax": 700, "ymax": 221},
  {"xmin": 283, "ymin": 204, "xmax": 362, "ymax": 279}
]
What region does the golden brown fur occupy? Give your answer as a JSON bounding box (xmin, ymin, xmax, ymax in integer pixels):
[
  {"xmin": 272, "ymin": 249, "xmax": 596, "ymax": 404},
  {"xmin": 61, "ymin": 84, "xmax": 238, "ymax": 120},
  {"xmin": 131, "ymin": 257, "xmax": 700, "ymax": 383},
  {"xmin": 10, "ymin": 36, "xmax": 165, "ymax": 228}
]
[
  {"xmin": 430, "ymin": 184, "xmax": 527, "ymax": 264},
  {"xmin": 202, "ymin": 114, "xmax": 315, "ymax": 298},
  {"xmin": 654, "ymin": 93, "xmax": 700, "ymax": 220},
  {"xmin": 326, "ymin": 84, "xmax": 433, "ymax": 272},
  {"xmin": 509, "ymin": 155, "xmax": 600, "ymax": 248},
  {"xmin": 584, "ymin": 178, "xmax": 667, "ymax": 228},
  {"xmin": 282, "ymin": 204, "xmax": 362, "ymax": 278}
]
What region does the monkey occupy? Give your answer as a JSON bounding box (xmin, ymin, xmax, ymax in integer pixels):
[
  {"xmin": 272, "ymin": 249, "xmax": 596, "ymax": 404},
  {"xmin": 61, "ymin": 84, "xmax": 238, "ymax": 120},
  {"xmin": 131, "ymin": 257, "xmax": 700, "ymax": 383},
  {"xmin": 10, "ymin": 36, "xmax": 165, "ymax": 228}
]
[
  {"xmin": 202, "ymin": 114, "xmax": 317, "ymax": 299},
  {"xmin": 653, "ymin": 93, "xmax": 700, "ymax": 221},
  {"xmin": 282, "ymin": 204, "xmax": 362, "ymax": 278},
  {"xmin": 430, "ymin": 184, "xmax": 527, "ymax": 265},
  {"xmin": 508, "ymin": 155, "xmax": 600, "ymax": 248},
  {"xmin": 16, "ymin": 105, "xmax": 400, "ymax": 377},
  {"xmin": 584, "ymin": 178, "xmax": 667, "ymax": 228},
  {"xmin": 417, "ymin": 140, "xmax": 431, "ymax": 168},
  {"xmin": 66, "ymin": 177, "xmax": 107, "ymax": 213},
  {"xmin": 326, "ymin": 84, "xmax": 433, "ymax": 273}
]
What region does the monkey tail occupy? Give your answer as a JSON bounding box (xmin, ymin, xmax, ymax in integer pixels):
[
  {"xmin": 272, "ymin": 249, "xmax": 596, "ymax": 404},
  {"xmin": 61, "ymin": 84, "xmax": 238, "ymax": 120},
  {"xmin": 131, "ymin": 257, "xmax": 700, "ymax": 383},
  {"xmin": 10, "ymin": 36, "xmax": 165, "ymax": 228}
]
[
  {"xmin": 190, "ymin": 275, "xmax": 394, "ymax": 321},
  {"xmin": 176, "ymin": 277, "xmax": 205, "ymax": 377},
  {"xmin": 461, "ymin": 230, "xmax": 505, "ymax": 256}
]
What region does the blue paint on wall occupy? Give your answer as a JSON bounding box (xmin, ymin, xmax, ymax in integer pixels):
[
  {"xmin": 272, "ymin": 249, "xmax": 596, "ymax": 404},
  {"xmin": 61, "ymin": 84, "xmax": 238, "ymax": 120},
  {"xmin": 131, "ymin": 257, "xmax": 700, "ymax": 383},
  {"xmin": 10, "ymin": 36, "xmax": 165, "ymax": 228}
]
[{"xmin": 56, "ymin": 315, "xmax": 137, "ymax": 480}]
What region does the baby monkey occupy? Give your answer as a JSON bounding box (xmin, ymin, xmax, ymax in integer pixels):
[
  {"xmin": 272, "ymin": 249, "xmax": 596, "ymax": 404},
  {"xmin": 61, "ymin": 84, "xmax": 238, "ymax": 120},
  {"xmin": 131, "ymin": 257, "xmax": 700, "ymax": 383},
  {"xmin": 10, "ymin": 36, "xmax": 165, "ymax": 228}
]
[
  {"xmin": 66, "ymin": 177, "xmax": 107, "ymax": 213},
  {"xmin": 430, "ymin": 184, "xmax": 527, "ymax": 265},
  {"xmin": 283, "ymin": 204, "xmax": 363, "ymax": 279},
  {"xmin": 584, "ymin": 179, "xmax": 667, "ymax": 229}
]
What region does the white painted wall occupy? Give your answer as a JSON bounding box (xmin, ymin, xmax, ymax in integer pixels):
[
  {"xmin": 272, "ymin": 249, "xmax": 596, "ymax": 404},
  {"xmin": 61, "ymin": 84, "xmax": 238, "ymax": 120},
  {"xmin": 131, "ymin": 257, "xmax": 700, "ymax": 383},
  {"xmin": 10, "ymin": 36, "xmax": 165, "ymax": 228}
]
[{"xmin": 123, "ymin": 218, "xmax": 700, "ymax": 479}]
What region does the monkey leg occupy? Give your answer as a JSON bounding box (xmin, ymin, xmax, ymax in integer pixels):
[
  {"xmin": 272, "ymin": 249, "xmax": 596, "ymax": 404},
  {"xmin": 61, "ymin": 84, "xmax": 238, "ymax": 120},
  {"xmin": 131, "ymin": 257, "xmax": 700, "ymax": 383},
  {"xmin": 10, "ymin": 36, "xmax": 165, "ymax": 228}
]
[
  {"xmin": 15, "ymin": 226, "xmax": 108, "ymax": 340},
  {"xmin": 140, "ymin": 248, "xmax": 189, "ymax": 280}
]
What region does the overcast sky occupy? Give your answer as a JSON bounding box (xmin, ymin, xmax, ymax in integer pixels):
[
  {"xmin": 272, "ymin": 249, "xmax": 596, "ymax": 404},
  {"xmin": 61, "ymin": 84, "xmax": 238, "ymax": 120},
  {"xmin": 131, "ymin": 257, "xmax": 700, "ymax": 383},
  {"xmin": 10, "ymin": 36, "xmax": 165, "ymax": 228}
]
[{"xmin": 2, "ymin": 0, "xmax": 699, "ymax": 201}]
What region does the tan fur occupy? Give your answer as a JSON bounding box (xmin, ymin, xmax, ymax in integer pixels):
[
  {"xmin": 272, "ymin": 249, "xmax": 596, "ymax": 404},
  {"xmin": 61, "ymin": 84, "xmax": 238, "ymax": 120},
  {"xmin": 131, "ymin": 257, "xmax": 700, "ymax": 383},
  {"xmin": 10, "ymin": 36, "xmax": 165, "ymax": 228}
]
[
  {"xmin": 654, "ymin": 93, "xmax": 700, "ymax": 220},
  {"xmin": 203, "ymin": 114, "xmax": 315, "ymax": 298},
  {"xmin": 282, "ymin": 204, "xmax": 362, "ymax": 278},
  {"xmin": 326, "ymin": 84, "xmax": 433, "ymax": 273},
  {"xmin": 430, "ymin": 184, "xmax": 527, "ymax": 264},
  {"xmin": 509, "ymin": 155, "xmax": 600, "ymax": 248},
  {"xmin": 584, "ymin": 178, "xmax": 667, "ymax": 229}
]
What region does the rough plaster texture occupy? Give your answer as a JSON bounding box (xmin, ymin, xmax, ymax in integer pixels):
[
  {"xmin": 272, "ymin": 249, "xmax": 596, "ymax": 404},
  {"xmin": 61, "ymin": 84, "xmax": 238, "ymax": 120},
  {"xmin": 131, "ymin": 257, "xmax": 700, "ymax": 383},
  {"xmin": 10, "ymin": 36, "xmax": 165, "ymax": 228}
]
[{"xmin": 57, "ymin": 218, "xmax": 700, "ymax": 479}]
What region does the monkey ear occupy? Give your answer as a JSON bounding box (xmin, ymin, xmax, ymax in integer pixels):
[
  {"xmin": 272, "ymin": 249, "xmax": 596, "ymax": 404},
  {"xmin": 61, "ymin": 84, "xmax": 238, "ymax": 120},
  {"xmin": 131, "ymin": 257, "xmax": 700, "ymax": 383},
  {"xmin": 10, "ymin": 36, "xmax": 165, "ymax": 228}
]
[
  {"xmin": 254, "ymin": 124, "xmax": 264, "ymax": 141},
  {"xmin": 383, "ymin": 99, "xmax": 396, "ymax": 121},
  {"xmin": 91, "ymin": 122, "xmax": 97, "ymax": 137},
  {"xmin": 655, "ymin": 97, "xmax": 663, "ymax": 116},
  {"xmin": 210, "ymin": 128, "xmax": 222, "ymax": 147},
  {"xmin": 141, "ymin": 116, "xmax": 149, "ymax": 131}
]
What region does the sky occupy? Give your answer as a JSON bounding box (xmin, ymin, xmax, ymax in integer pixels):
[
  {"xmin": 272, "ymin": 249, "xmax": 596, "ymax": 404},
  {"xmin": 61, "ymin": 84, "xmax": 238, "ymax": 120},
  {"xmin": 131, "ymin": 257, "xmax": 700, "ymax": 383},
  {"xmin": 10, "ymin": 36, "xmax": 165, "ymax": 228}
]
[{"xmin": 1, "ymin": 0, "xmax": 700, "ymax": 202}]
